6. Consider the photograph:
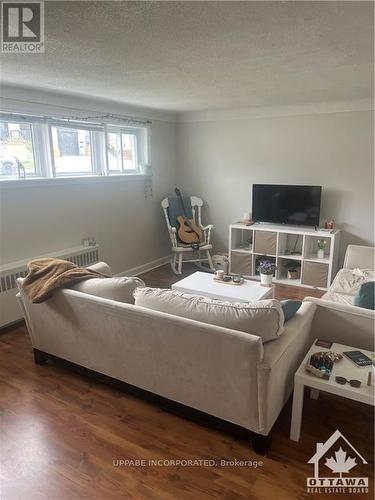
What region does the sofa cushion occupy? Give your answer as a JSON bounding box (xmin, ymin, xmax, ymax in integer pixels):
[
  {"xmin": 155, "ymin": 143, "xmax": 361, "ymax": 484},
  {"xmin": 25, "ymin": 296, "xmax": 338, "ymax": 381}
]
[
  {"xmin": 71, "ymin": 276, "xmax": 145, "ymax": 304},
  {"xmin": 354, "ymin": 281, "xmax": 375, "ymax": 310},
  {"xmin": 280, "ymin": 300, "xmax": 302, "ymax": 322},
  {"xmin": 330, "ymin": 268, "xmax": 375, "ymax": 295},
  {"xmin": 321, "ymin": 291, "xmax": 355, "ymax": 306},
  {"xmin": 133, "ymin": 287, "xmax": 284, "ymax": 343}
]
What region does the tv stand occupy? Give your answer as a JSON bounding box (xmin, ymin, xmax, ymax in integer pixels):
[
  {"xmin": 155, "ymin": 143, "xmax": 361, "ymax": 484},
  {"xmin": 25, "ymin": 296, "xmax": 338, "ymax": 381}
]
[{"xmin": 229, "ymin": 223, "xmax": 340, "ymax": 290}]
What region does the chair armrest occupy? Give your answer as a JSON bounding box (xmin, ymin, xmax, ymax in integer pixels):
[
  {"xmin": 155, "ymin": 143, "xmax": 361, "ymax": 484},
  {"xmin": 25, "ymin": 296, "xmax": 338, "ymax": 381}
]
[
  {"xmin": 200, "ymin": 224, "xmax": 214, "ymax": 245},
  {"xmin": 168, "ymin": 226, "xmax": 178, "ymax": 247},
  {"xmin": 304, "ymin": 296, "xmax": 375, "ymax": 351}
]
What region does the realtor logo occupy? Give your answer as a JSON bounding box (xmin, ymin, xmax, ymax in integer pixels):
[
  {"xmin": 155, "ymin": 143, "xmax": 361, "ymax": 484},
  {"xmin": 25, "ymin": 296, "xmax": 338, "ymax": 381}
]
[
  {"xmin": 1, "ymin": 1, "xmax": 44, "ymax": 53},
  {"xmin": 307, "ymin": 430, "xmax": 369, "ymax": 494}
]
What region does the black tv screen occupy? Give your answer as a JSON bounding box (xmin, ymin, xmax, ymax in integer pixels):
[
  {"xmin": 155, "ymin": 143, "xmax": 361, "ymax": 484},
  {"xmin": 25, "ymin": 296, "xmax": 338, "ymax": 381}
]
[{"xmin": 252, "ymin": 184, "xmax": 322, "ymax": 226}]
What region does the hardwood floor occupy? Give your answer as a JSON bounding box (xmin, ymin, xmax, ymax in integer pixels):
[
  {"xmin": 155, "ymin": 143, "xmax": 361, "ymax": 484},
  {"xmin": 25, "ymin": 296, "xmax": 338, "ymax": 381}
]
[{"xmin": 0, "ymin": 265, "xmax": 373, "ymax": 499}]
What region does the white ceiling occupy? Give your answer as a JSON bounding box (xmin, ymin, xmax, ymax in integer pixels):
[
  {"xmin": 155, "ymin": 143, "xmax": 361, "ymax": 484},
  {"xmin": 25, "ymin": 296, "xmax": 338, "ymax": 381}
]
[{"xmin": 1, "ymin": 1, "xmax": 374, "ymax": 112}]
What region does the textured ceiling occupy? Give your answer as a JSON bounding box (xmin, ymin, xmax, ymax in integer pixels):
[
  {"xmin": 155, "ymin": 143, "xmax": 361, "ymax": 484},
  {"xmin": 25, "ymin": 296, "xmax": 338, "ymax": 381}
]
[{"xmin": 1, "ymin": 1, "xmax": 373, "ymax": 112}]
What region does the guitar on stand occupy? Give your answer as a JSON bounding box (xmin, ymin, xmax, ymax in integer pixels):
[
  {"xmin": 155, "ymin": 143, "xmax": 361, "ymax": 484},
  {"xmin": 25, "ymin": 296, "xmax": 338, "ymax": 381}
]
[{"xmin": 174, "ymin": 188, "xmax": 203, "ymax": 248}]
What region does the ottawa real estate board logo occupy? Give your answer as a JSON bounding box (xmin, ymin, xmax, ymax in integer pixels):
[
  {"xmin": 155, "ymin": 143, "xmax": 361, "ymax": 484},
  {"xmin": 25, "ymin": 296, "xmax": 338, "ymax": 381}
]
[
  {"xmin": 307, "ymin": 430, "xmax": 369, "ymax": 494},
  {"xmin": 1, "ymin": 1, "xmax": 44, "ymax": 53}
]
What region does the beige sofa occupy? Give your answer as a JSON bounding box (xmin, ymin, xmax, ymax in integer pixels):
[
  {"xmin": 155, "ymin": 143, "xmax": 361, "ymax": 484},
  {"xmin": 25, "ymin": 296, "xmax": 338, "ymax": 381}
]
[
  {"xmin": 16, "ymin": 264, "xmax": 316, "ymax": 454},
  {"xmin": 304, "ymin": 244, "xmax": 375, "ymax": 351}
]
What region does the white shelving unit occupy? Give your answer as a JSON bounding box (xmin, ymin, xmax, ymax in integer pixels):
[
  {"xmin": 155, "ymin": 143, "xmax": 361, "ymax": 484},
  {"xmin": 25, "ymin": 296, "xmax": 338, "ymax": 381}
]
[{"xmin": 229, "ymin": 223, "xmax": 341, "ymax": 290}]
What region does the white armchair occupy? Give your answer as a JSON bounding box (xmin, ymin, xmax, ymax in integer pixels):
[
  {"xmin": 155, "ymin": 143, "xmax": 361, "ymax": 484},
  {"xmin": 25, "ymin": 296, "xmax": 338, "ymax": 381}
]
[
  {"xmin": 161, "ymin": 196, "xmax": 214, "ymax": 274},
  {"xmin": 304, "ymin": 244, "xmax": 375, "ymax": 351}
]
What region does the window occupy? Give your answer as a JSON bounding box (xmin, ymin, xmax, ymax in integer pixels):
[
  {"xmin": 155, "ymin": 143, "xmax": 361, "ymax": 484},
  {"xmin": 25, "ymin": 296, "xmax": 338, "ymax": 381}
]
[
  {"xmin": 0, "ymin": 115, "xmax": 149, "ymax": 181},
  {"xmin": 51, "ymin": 126, "xmax": 94, "ymax": 175},
  {"xmin": 107, "ymin": 127, "xmax": 140, "ymax": 173},
  {"xmin": 0, "ymin": 121, "xmax": 37, "ymax": 178}
]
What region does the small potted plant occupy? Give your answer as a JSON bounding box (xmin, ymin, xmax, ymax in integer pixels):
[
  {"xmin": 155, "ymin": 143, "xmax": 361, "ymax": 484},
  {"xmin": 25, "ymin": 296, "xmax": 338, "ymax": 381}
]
[
  {"xmin": 257, "ymin": 259, "xmax": 277, "ymax": 286},
  {"xmin": 284, "ymin": 261, "xmax": 301, "ymax": 280},
  {"xmin": 317, "ymin": 239, "xmax": 327, "ymax": 259}
]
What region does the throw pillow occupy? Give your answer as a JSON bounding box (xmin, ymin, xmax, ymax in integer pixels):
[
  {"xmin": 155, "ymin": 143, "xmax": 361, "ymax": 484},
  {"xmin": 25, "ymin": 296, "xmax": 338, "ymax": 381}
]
[
  {"xmin": 133, "ymin": 287, "xmax": 284, "ymax": 343},
  {"xmin": 354, "ymin": 281, "xmax": 375, "ymax": 310},
  {"xmin": 280, "ymin": 300, "xmax": 302, "ymax": 322}
]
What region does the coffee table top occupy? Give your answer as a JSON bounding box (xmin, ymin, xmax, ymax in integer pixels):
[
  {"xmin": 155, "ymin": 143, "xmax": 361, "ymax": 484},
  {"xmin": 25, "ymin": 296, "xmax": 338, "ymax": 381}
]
[
  {"xmin": 296, "ymin": 340, "xmax": 375, "ymax": 406},
  {"xmin": 171, "ymin": 271, "xmax": 273, "ymax": 303}
]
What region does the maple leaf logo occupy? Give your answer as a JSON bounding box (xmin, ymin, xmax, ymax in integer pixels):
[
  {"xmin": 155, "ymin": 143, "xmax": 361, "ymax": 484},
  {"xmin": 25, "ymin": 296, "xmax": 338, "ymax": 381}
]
[{"xmin": 325, "ymin": 447, "xmax": 357, "ymax": 477}]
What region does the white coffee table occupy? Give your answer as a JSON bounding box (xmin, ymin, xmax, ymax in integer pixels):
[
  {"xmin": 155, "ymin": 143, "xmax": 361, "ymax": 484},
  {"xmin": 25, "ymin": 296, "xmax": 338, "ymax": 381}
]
[
  {"xmin": 290, "ymin": 340, "xmax": 375, "ymax": 442},
  {"xmin": 171, "ymin": 271, "xmax": 273, "ymax": 303}
]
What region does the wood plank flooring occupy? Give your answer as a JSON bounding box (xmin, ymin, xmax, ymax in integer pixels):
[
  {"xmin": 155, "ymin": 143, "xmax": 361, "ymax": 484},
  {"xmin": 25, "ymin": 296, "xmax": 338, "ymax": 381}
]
[{"xmin": 0, "ymin": 264, "xmax": 373, "ymax": 499}]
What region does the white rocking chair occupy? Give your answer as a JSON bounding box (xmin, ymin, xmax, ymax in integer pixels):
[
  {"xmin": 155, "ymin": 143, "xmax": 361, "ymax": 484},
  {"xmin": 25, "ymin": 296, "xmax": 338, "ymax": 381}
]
[{"xmin": 161, "ymin": 196, "xmax": 214, "ymax": 275}]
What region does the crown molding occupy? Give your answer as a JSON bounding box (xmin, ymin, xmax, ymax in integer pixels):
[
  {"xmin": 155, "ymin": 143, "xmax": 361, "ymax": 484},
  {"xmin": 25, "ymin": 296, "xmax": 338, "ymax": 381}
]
[
  {"xmin": 0, "ymin": 84, "xmax": 178, "ymax": 123},
  {"xmin": 1, "ymin": 84, "xmax": 372, "ymax": 125},
  {"xmin": 177, "ymin": 99, "xmax": 374, "ymax": 123}
]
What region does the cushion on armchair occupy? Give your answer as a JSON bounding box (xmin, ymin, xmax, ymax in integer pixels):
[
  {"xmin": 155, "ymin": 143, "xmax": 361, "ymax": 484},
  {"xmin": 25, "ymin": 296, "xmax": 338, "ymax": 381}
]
[
  {"xmin": 354, "ymin": 281, "xmax": 375, "ymax": 310},
  {"xmin": 329, "ymin": 268, "xmax": 375, "ymax": 295},
  {"xmin": 319, "ymin": 292, "xmax": 355, "ymax": 306},
  {"xmin": 133, "ymin": 287, "xmax": 284, "ymax": 343}
]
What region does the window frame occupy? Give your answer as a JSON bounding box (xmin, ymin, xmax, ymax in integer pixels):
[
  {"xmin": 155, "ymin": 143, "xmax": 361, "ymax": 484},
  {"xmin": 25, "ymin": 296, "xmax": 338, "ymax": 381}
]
[
  {"xmin": 48, "ymin": 123, "xmax": 103, "ymax": 178},
  {"xmin": 105, "ymin": 125, "xmax": 142, "ymax": 174},
  {"xmin": 0, "ymin": 114, "xmax": 150, "ymax": 182},
  {"xmin": 0, "ymin": 119, "xmax": 41, "ymax": 179}
]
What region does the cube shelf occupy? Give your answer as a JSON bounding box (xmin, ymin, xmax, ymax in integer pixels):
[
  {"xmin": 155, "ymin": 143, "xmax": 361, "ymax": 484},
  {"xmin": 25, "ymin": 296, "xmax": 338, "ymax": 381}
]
[
  {"xmin": 277, "ymin": 257, "xmax": 302, "ymax": 283},
  {"xmin": 229, "ymin": 223, "xmax": 340, "ymax": 290}
]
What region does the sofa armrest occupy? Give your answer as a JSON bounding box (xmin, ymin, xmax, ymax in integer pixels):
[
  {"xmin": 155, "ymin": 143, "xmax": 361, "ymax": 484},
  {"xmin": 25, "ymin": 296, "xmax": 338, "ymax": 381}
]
[
  {"xmin": 343, "ymin": 245, "xmax": 375, "ymax": 270},
  {"xmin": 16, "ymin": 291, "xmax": 35, "ymax": 344},
  {"xmin": 88, "ymin": 261, "xmax": 112, "ymax": 276},
  {"xmin": 304, "ymin": 296, "xmax": 375, "ymax": 351},
  {"xmin": 257, "ymin": 302, "xmax": 316, "ymax": 435}
]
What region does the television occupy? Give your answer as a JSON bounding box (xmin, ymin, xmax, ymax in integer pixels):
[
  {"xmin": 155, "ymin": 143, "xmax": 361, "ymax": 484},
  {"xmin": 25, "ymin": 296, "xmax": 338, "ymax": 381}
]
[{"xmin": 252, "ymin": 184, "xmax": 322, "ymax": 226}]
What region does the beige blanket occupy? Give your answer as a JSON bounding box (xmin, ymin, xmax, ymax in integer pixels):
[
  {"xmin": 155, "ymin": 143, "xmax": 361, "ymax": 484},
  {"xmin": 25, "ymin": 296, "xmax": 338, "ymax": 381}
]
[{"xmin": 22, "ymin": 258, "xmax": 109, "ymax": 303}]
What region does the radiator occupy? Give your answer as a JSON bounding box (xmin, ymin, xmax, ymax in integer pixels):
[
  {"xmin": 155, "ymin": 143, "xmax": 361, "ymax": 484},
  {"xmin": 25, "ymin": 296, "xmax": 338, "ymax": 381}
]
[{"xmin": 0, "ymin": 244, "xmax": 99, "ymax": 328}]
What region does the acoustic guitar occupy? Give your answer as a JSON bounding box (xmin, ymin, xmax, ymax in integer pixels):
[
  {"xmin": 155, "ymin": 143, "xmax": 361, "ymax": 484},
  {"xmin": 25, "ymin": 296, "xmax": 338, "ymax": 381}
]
[{"xmin": 174, "ymin": 188, "xmax": 203, "ymax": 245}]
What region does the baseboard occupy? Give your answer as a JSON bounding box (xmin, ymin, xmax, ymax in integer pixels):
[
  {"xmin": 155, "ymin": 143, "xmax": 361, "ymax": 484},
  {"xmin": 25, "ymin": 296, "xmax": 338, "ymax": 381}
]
[{"xmin": 115, "ymin": 255, "xmax": 171, "ymax": 277}]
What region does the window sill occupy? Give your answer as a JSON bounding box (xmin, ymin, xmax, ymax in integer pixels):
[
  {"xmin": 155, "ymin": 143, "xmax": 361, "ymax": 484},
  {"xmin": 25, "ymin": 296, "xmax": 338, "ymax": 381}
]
[{"xmin": 0, "ymin": 173, "xmax": 151, "ymax": 189}]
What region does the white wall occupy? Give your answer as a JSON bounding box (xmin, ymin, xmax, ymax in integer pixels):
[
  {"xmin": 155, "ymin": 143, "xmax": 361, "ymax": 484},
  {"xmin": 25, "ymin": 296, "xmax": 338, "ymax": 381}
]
[
  {"xmin": 0, "ymin": 87, "xmax": 177, "ymax": 274},
  {"xmin": 1, "ymin": 86, "xmax": 373, "ymax": 274},
  {"xmin": 176, "ymin": 110, "xmax": 374, "ymax": 264}
]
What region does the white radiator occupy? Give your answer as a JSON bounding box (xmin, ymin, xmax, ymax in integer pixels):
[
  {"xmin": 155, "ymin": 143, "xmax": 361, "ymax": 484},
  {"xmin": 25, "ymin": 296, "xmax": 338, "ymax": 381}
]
[{"xmin": 0, "ymin": 244, "xmax": 99, "ymax": 328}]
